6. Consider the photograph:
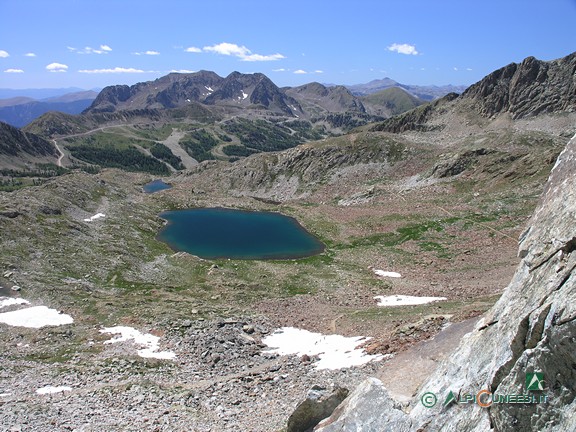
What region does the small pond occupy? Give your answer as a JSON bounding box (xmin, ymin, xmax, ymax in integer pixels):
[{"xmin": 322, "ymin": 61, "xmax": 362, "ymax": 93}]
[
  {"xmin": 157, "ymin": 207, "xmax": 325, "ymax": 260},
  {"xmin": 143, "ymin": 179, "xmax": 172, "ymax": 194}
]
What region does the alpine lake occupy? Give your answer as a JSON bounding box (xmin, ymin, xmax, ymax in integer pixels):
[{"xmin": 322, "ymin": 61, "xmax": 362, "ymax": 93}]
[
  {"xmin": 143, "ymin": 179, "xmax": 173, "ymax": 193},
  {"xmin": 157, "ymin": 207, "xmax": 325, "ymax": 260}
]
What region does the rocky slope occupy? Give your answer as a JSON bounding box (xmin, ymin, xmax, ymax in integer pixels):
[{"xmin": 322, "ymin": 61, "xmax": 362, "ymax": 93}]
[
  {"xmin": 372, "ymin": 52, "xmax": 576, "ymax": 134},
  {"xmin": 461, "ymin": 53, "xmax": 576, "ymax": 119},
  {"xmin": 177, "ymin": 133, "xmax": 410, "ymax": 201},
  {"xmin": 316, "ymin": 131, "xmax": 576, "ymax": 431},
  {"xmin": 0, "ymin": 121, "xmax": 58, "ymax": 169}
]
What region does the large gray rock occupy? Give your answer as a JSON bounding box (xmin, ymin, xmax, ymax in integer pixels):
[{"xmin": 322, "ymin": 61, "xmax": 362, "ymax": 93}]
[
  {"xmin": 317, "ymin": 130, "xmax": 576, "ymax": 431},
  {"xmin": 287, "ymin": 385, "xmax": 349, "ymax": 432},
  {"xmin": 313, "ymin": 378, "xmax": 410, "ymax": 431}
]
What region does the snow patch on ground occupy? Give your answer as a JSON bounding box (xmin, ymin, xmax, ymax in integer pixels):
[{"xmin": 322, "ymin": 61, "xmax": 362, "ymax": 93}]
[
  {"xmin": 83, "ymin": 213, "xmax": 105, "ymax": 222},
  {"xmin": 262, "ymin": 327, "xmax": 383, "ymax": 370},
  {"xmin": 36, "ymin": 385, "xmax": 72, "ymax": 395},
  {"xmin": 0, "ymin": 305, "xmax": 74, "ymax": 328},
  {"xmin": 100, "ymin": 326, "xmax": 176, "ymax": 360},
  {"xmin": 241, "ymin": 90, "xmax": 248, "ymax": 100},
  {"xmin": 374, "ymin": 295, "xmax": 447, "ymax": 306},
  {"xmin": 373, "ymin": 269, "xmax": 402, "ymax": 278},
  {"xmin": 0, "ymin": 297, "xmax": 30, "ymax": 309}
]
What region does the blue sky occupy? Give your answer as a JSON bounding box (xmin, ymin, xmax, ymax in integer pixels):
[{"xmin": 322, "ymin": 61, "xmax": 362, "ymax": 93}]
[{"xmin": 1, "ymin": 0, "xmax": 575, "ymax": 90}]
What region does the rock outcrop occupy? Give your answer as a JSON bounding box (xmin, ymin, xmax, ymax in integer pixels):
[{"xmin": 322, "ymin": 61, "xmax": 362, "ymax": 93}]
[
  {"xmin": 316, "ymin": 131, "xmax": 576, "ymax": 431},
  {"xmin": 0, "ymin": 121, "xmax": 59, "ymax": 169},
  {"xmin": 287, "ymin": 385, "xmax": 349, "ymax": 432},
  {"xmin": 462, "ymin": 53, "xmax": 576, "ymax": 119},
  {"xmin": 181, "ymin": 134, "xmax": 409, "ymax": 200},
  {"xmin": 372, "ymin": 52, "xmax": 576, "ymax": 134}
]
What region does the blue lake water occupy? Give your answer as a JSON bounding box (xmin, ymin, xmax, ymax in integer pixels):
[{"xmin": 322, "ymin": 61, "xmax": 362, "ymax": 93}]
[
  {"xmin": 157, "ymin": 207, "xmax": 325, "ymax": 260},
  {"xmin": 143, "ymin": 179, "xmax": 172, "ymax": 193}
]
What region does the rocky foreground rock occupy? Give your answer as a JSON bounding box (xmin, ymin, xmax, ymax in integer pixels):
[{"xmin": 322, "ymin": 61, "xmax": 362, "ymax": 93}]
[{"xmin": 315, "ymin": 131, "xmax": 576, "ymax": 431}]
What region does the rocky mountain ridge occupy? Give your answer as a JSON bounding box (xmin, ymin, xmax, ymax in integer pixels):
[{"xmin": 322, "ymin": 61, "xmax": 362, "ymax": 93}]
[
  {"xmin": 461, "ymin": 53, "xmax": 576, "ymax": 119},
  {"xmin": 0, "ymin": 121, "xmax": 58, "ymax": 169},
  {"xmin": 88, "ymin": 71, "xmax": 304, "ymax": 116},
  {"xmin": 86, "ymin": 70, "xmax": 419, "ymax": 121},
  {"xmin": 372, "ymin": 52, "xmax": 576, "ymax": 134}
]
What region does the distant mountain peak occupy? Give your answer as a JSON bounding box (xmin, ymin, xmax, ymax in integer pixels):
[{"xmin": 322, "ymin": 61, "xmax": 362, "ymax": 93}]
[
  {"xmin": 344, "ymin": 78, "xmax": 468, "ymax": 100},
  {"xmin": 86, "ymin": 70, "xmax": 300, "ymax": 116}
]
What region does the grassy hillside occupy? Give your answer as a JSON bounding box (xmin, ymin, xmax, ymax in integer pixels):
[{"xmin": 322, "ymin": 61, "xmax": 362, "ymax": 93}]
[{"xmin": 361, "ymin": 87, "xmax": 424, "ymax": 116}]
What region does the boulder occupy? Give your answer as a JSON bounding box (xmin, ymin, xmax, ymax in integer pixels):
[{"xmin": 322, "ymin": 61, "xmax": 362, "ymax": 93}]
[
  {"xmin": 286, "ymin": 385, "xmax": 349, "ymax": 432},
  {"xmin": 314, "ymin": 379, "xmax": 409, "ymax": 431}
]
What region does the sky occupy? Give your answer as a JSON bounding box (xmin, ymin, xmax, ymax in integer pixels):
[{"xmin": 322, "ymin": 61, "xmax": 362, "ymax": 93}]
[{"xmin": 1, "ymin": 0, "xmax": 575, "ymax": 90}]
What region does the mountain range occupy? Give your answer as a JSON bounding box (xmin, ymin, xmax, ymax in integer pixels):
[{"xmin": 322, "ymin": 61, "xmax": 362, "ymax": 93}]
[
  {"xmin": 1, "ymin": 53, "xmax": 574, "ymax": 173},
  {"xmin": 0, "ymin": 72, "xmax": 428, "ymax": 170},
  {"xmin": 0, "ymin": 90, "xmax": 98, "ymax": 128},
  {"xmin": 84, "ymin": 70, "xmax": 417, "ymax": 119},
  {"xmin": 0, "ymin": 74, "xmax": 457, "ymax": 129},
  {"xmin": 344, "ymin": 78, "xmax": 468, "ymax": 100}
]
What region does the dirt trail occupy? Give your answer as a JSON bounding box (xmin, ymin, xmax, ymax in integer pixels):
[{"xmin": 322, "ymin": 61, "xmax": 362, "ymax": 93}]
[
  {"xmin": 161, "ymin": 129, "xmax": 198, "ymax": 169},
  {"xmin": 53, "ymin": 140, "xmax": 65, "ymax": 167}
]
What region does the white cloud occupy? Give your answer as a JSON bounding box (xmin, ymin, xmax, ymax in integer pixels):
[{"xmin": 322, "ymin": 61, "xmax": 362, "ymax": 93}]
[
  {"xmin": 134, "ymin": 50, "xmax": 160, "ymax": 56},
  {"xmin": 387, "ymin": 43, "xmax": 419, "ymax": 55},
  {"xmin": 79, "ymin": 67, "xmax": 146, "ymax": 74},
  {"xmin": 0, "ymin": 50, "xmax": 9, "ymax": 58},
  {"xmin": 453, "ymin": 67, "xmax": 459, "ymax": 71},
  {"xmin": 185, "ymin": 46, "xmax": 202, "ymax": 53},
  {"xmin": 170, "ymin": 69, "xmax": 196, "ymax": 73},
  {"xmin": 466, "ymin": 68, "xmax": 473, "ymax": 71},
  {"xmin": 203, "ymin": 42, "xmax": 285, "ymax": 62},
  {"xmin": 204, "ymin": 42, "xmax": 250, "ymax": 57},
  {"xmin": 4, "ymin": 69, "xmax": 24, "ymax": 73},
  {"xmin": 314, "ymin": 70, "xmax": 324, "ymax": 74},
  {"xmin": 46, "ymin": 62, "xmax": 68, "ymax": 72},
  {"xmin": 241, "ymin": 52, "xmax": 285, "ymax": 62},
  {"xmin": 294, "ymin": 69, "xmax": 307, "ymax": 74},
  {"xmin": 69, "ymin": 45, "xmax": 112, "ymax": 55},
  {"xmin": 272, "ymin": 68, "xmax": 286, "ymax": 72},
  {"xmin": 24, "ymin": 52, "xmax": 36, "ymax": 57}
]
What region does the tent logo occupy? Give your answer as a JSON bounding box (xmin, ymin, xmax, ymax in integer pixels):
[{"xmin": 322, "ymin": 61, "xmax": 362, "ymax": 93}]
[
  {"xmin": 526, "ymin": 372, "xmax": 545, "ymax": 391},
  {"xmin": 444, "ymin": 390, "xmax": 457, "ymax": 407}
]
